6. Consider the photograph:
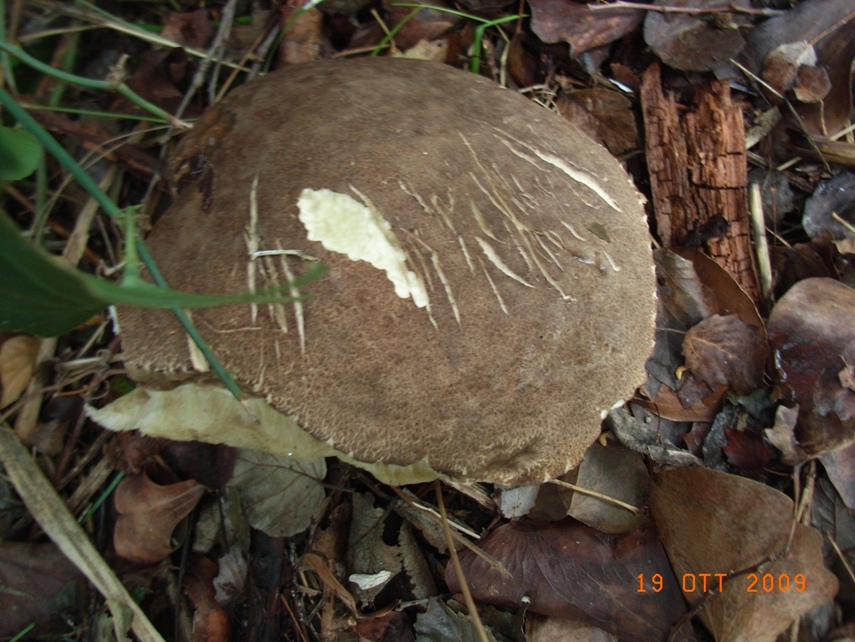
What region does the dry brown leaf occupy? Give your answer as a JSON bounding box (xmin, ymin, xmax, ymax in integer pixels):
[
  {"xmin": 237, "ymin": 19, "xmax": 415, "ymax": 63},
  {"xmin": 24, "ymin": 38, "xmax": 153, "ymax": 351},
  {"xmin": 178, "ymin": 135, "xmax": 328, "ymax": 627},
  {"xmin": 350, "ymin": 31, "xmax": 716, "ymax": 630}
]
[
  {"xmin": 0, "ymin": 542, "xmax": 86, "ymax": 637},
  {"xmin": 649, "ymin": 466, "xmax": 838, "ymax": 642},
  {"xmin": 445, "ymin": 519, "xmax": 688, "ymax": 641},
  {"xmin": 767, "ymin": 278, "xmax": 855, "ymax": 454},
  {"xmin": 555, "ymin": 90, "xmax": 638, "ymax": 156},
  {"xmin": 528, "ymin": 0, "xmax": 643, "ymax": 57},
  {"xmin": 644, "ymin": 0, "xmax": 747, "ymax": 72},
  {"xmin": 161, "ymin": 10, "xmax": 213, "ymax": 49},
  {"xmin": 821, "ymin": 441, "xmax": 855, "ymax": 511},
  {"xmin": 682, "ymin": 314, "xmax": 766, "ymax": 394},
  {"xmin": 0, "ymin": 334, "xmax": 40, "ymax": 408},
  {"xmin": 741, "ymin": 0, "xmax": 855, "ymax": 136},
  {"xmin": 113, "ymin": 473, "xmax": 206, "ymax": 564}
]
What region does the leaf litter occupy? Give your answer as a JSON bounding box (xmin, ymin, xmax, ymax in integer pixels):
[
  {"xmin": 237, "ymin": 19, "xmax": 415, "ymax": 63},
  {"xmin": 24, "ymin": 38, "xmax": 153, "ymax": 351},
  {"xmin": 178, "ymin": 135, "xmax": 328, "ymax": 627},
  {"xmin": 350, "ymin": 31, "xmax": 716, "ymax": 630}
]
[{"xmin": 2, "ymin": 0, "xmax": 855, "ymax": 640}]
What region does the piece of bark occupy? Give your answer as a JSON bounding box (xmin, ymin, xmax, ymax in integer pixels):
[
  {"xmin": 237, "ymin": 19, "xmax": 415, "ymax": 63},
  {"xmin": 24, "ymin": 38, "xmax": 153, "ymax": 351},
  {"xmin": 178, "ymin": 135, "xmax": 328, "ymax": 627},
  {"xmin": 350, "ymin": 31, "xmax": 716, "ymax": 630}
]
[{"xmin": 641, "ymin": 62, "xmax": 760, "ymax": 302}]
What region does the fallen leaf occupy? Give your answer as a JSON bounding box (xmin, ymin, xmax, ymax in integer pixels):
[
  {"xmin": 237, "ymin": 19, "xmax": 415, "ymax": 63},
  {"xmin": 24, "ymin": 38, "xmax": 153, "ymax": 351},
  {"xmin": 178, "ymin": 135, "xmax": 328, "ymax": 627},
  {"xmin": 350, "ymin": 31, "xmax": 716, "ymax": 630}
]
[
  {"xmin": 528, "ymin": 0, "xmax": 643, "ymax": 57},
  {"xmin": 0, "ymin": 334, "xmax": 39, "ymax": 408},
  {"xmin": 113, "ymin": 473, "xmax": 206, "ymax": 564},
  {"xmin": 185, "ymin": 554, "xmax": 230, "ymax": 642},
  {"xmin": 0, "ymin": 542, "xmax": 85, "ymax": 637},
  {"xmin": 496, "ymin": 483, "xmax": 540, "ymax": 520},
  {"xmin": 644, "ymin": 0, "xmax": 747, "ymax": 72},
  {"xmin": 228, "ymin": 449, "xmax": 325, "ymax": 538},
  {"xmin": 446, "ymin": 519, "xmax": 687, "ymax": 641},
  {"xmin": 348, "ymin": 492, "xmax": 402, "ymax": 606},
  {"xmin": 568, "ymin": 441, "xmax": 647, "ymax": 534},
  {"xmin": 413, "ymin": 598, "xmax": 502, "ymax": 642},
  {"xmin": 764, "ymin": 405, "xmax": 805, "ymax": 466},
  {"xmin": 723, "ymin": 428, "xmax": 773, "ymax": 472},
  {"xmin": 767, "ymin": 278, "xmax": 855, "ymax": 454},
  {"xmin": 821, "ymin": 442, "xmax": 855, "ymax": 511},
  {"xmin": 161, "ymin": 10, "xmax": 213, "ymax": 49},
  {"xmin": 802, "ymin": 172, "xmax": 855, "ymax": 241},
  {"xmin": 527, "ymin": 613, "xmax": 618, "ymax": 641},
  {"xmin": 649, "ymin": 466, "xmax": 838, "ymax": 642},
  {"xmin": 682, "ymin": 314, "xmax": 766, "ymax": 394},
  {"xmin": 741, "ymin": 0, "xmax": 855, "ymax": 136},
  {"xmin": 355, "ymin": 611, "xmax": 416, "ymax": 642},
  {"xmin": 555, "ymin": 89, "xmax": 638, "ymax": 155}
]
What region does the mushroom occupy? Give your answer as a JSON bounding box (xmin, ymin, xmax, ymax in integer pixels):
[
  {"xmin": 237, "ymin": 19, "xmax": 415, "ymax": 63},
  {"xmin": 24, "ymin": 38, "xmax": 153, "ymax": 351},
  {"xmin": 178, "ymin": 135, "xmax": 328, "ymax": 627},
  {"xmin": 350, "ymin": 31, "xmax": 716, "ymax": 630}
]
[{"xmin": 114, "ymin": 58, "xmax": 656, "ymax": 485}]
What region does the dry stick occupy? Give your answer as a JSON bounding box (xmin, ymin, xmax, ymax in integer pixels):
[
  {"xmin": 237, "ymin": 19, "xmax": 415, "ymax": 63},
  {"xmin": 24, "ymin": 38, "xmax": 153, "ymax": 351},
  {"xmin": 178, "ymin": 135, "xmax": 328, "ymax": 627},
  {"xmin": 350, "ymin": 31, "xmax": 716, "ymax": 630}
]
[
  {"xmin": 748, "ymin": 183, "xmax": 773, "ymax": 301},
  {"xmin": 550, "ymin": 478, "xmax": 643, "ymax": 515},
  {"xmin": 0, "ymin": 425, "xmax": 166, "ymax": 642},
  {"xmin": 587, "ymin": 1, "xmax": 784, "ymax": 16},
  {"xmin": 435, "ymin": 480, "xmax": 491, "ymax": 642}
]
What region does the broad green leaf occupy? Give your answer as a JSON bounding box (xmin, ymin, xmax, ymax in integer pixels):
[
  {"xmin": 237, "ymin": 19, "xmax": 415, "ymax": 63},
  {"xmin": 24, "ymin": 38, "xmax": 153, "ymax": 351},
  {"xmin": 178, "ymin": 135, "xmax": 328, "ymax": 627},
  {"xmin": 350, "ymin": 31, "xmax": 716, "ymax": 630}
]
[
  {"xmin": 0, "ymin": 126, "xmax": 43, "ymax": 180},
  {"xmin": 0, "ymin": 213, "xmax": 324, "ymax": 337}
]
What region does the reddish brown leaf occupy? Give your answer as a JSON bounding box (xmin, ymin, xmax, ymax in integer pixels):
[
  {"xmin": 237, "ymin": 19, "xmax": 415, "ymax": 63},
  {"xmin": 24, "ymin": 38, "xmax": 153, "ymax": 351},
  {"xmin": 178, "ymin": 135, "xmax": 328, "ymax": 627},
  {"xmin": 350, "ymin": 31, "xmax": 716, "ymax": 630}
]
[
  {"xmin": 767, "ymin": 278, "xmax": 855, "ymax": 454},
  {"xmin": 185, "ymin": 554, "xmax": 231, "ymax": 642},
  {"xmin": 161, "ymin": 10, "xmax": 213, "ymax": 49},
  {"xmin": 114, "ymin": 473, "xmax": 206, "ymax": 564},
  {"xmin": 528, "ymin": 0, "xmax": 643, "ymax": 56},
  {"xmin": 446, "ymin": 520, "xmax": 688, "ymax": 642},
  {"xmin": 682, "ymin": 314, "xmax": 766, "ymax": 394},
  {"xmin": 723, "ymin": 428, "xmax": 773, "ymax": 472}
]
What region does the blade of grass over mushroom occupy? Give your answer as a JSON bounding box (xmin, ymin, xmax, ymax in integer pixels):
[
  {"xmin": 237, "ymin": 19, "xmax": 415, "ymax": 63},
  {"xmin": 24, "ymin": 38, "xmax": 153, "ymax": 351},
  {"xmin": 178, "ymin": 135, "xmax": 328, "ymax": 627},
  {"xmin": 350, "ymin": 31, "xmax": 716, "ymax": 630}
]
[
  {"xmin": 0, "ymin": 88, "xmax": 322, "ymax": 400},
  {"xmin": 0, "ymin": 212, "xmax": 323, "ymax": 336}
]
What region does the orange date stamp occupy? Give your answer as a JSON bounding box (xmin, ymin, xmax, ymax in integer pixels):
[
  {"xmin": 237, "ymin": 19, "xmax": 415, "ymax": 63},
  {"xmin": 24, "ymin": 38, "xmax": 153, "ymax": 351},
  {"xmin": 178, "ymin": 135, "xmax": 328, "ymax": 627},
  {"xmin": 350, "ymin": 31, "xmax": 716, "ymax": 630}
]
[{"xmin": 637, "ymin": 573, "xmax": 807, "ymax": 594}]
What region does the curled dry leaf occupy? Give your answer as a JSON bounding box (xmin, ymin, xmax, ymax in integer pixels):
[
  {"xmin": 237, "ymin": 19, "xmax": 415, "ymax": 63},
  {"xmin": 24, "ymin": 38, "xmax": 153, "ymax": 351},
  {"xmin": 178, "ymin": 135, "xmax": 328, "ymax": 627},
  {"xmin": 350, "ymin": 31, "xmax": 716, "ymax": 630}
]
[
  {"xmin": 741, "ymin": 0, "xmax": 855, "ymax": 136},
  {"xmin": 649, "ymin": 465, "xmax": 838, "ymax": 642},
  {"xmin": 767, "ymin": 278, "xmax": 855, "ymax": 454},
  {"xmin": 0, "ymin": 334, "xmax": 39, "ymax": 408},
  {"xmin": 445, "ymin": 519, "xmax": 688, "ymax": 642},
  {"xmin": 682, "ymin": 314, "xmax": 766, "ymax": 395},
  {"xmin": 113, "ymin": 473, "xmax": 206, "ymax": 564}
]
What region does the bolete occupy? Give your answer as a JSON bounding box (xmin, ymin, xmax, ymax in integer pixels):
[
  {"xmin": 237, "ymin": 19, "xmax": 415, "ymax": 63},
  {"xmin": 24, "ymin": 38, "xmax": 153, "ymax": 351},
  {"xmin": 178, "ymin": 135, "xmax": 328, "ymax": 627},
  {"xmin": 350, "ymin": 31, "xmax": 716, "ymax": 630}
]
[{"xmin": 111, "ymin": 59, "xmax": 656, "ymax": 484}]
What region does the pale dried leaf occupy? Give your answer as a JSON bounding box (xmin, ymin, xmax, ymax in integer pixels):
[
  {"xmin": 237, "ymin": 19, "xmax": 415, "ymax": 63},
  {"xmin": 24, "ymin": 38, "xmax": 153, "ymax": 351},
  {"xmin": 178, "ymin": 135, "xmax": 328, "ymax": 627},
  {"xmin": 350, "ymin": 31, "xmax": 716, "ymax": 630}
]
[
  {"xmin": 0, "ymin": 334, "xmax": 40, "ymax": 408},
  {"xmin": 228, "ymin": 449, "xmax": 325, "ymax": 538}
]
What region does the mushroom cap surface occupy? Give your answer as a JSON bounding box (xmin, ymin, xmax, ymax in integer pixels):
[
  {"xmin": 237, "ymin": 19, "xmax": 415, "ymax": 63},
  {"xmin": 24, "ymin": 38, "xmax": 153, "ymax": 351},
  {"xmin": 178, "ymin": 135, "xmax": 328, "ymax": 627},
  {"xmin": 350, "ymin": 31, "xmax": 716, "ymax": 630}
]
[{"xmin": 120, "ymin": 58, "xmax": 656, "ymax": 484}]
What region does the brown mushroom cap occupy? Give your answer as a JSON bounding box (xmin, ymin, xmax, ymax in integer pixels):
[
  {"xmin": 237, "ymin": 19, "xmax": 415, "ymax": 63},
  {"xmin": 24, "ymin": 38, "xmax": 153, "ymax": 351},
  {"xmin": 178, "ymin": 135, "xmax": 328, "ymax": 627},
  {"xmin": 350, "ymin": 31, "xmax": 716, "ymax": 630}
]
[{"xmin": 120, "ymin": 58, "xmax": 656, "ymax": 484}]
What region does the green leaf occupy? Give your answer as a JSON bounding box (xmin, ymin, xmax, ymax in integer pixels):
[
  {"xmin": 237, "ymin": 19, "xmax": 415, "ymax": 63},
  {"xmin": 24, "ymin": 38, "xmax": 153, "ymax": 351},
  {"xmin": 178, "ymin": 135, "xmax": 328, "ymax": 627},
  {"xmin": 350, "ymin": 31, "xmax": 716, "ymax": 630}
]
[
  {"xmin": 0, "ymin": 126, "xmax": 43, "ymax": 180},
  {"xmin": 0, "ymin": 213, "xmax": 324, "ymax": 337}
]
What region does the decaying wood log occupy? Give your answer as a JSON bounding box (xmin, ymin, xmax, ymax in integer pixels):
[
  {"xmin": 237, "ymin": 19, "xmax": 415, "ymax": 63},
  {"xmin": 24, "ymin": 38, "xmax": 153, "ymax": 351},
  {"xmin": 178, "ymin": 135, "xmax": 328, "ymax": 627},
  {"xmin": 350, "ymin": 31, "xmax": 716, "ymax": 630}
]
[{"xmin": 641, "ymin": 62, "xmax": 760, "ymax": 303}]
